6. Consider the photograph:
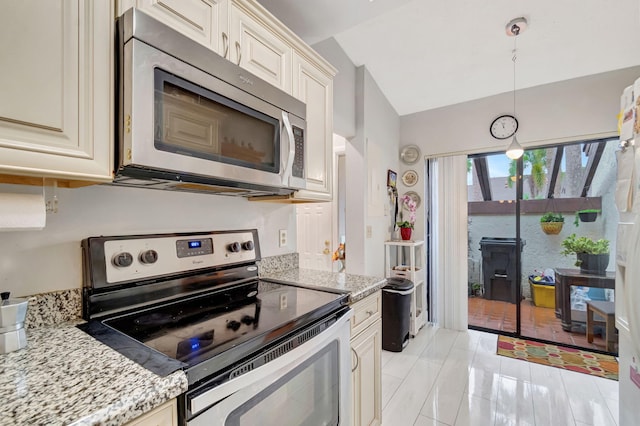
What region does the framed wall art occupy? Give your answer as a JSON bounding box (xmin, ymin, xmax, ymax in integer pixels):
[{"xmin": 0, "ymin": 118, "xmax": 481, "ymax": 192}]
[{"xmin": 387, "ymin": 169, "xmax": 397, "ymax": 189}]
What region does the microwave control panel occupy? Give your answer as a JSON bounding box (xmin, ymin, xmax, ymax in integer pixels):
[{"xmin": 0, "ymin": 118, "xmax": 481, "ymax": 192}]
[{"xmin": 292, "ymin": 126, "xmax": 304, "ymax": 178}]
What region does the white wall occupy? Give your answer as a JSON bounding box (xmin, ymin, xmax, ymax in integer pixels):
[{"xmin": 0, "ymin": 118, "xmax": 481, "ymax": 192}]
[
  {"xmin": 313, "ymin": 37, "xmax": 357, "ymax": 139},
  {"xmin": 0, "ymin": 183, "xmax": 296, "ymax": 297},
  {"xmin": 401, "ymin": 66, "xmax": 640, "ymax": 157},
  {"xmin": 346, "ymin": 66, "xmax": 400, "ymax": 276}
]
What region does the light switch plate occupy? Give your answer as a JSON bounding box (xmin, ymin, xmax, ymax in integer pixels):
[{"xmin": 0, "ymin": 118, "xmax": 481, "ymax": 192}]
[{"xmin": 279, "ymin": 229, "xmax": 287, "ymax": 247}]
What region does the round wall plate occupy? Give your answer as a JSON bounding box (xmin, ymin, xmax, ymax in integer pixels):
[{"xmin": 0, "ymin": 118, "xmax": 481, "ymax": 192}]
[
  {"xmin": 401, "ymin": 170, "xmax": 418, "ymax": 187},
  {"xmin": 400, "ymin": 145, "xmax": 421, "ymax": 165},
  {"xmin": 403, "ymin": 191, "xmax": 421, "ymax": 210}
]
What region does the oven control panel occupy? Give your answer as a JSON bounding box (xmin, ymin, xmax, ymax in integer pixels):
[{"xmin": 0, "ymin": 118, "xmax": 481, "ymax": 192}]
[{"xmin": 101, "ymin": 231, "xmax": 257, "ymax": 285}]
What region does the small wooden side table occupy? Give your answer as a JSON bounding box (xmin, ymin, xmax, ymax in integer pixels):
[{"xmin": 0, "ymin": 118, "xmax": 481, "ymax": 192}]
[
  {"xmin": 554, "ymin": 268, "xmax": 615, "ymax": 331},
  {"xmin": 586, "ymin": 300, "xmax": 617, "ymax": 352}
]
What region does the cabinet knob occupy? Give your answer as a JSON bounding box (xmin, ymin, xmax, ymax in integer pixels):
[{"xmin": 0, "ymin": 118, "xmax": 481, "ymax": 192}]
[{"xmin": 366, "ymin": 310, "xmax": 374, "ymax": 316}]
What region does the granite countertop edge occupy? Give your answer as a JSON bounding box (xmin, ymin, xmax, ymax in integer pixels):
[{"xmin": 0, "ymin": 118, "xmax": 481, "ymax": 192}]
[
  {"xmin": 259, "ymin": 268, "xmax": 387, "ymax": 303},
  {"xmin": 1, "ymin": 322, "xmax": 188, "ymax": 426}
]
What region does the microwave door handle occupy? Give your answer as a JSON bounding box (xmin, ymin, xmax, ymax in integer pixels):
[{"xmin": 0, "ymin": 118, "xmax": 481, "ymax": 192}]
[{"xmin": 281, "ymin": 111, "xmax": 295, "ymax": 186}]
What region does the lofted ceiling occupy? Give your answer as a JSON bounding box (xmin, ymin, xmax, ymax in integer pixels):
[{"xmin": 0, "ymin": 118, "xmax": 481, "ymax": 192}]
[{"xmin": 259, "ymin": 0, "xmax": 640, "ymax": 116}]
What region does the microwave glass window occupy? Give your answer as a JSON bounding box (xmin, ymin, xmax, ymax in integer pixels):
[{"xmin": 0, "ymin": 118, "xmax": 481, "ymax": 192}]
[
  {"xmin": 225, "ymin": 341, "xmax": 339, "ymax": 426},
  {"xmin": 154, "ymin": 69, "xmax": 279, "ymax": 173}
]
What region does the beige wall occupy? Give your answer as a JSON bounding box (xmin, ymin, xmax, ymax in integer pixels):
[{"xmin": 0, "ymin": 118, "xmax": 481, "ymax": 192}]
[
  {"xmin": 346, "ymin": 66, "xmax": 400, "ymax": 276},
  {"xmin": 0, "ymin": 184, "xmax": 296, "ymax": 297},
  {"xmin": 401, "ymin": 66, "xmax": 640, "ymax": 157}
]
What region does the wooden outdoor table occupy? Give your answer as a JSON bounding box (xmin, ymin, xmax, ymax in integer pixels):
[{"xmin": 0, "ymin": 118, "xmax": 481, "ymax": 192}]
[{"xmin": 554, "ymin": 268, "xmax": 615, "ymax": 332}]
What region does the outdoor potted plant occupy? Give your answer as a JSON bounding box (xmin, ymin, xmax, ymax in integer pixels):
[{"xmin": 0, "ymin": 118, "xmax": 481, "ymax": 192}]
[
  {"xmin": 540, "ymin": 212, "xmax": 564, "ymax": 235},
  {"xmin": 469, "ymin": 282, "xmax": 483, "ymax": 297},
  {"xmin": 560, "ymin": 233, "xmax": 610, "ymax": 275},
  {"xmin": 573, "ymin": 209, "xmax": 600, "ymax": 226}
]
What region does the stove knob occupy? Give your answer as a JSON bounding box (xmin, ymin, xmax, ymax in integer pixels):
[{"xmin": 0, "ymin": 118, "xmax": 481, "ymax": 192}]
[
  {"xmin": 227, "ymin": 320, "xmax": 241, "ymax": 331},
  {"xmin": 241, "ymin": 315, "xmax": 254, "ymax": 325},
  {"xmin": 139, "ymin": 249, "xmax": 158, "ymax": 264},
  {"xmin": 112, "ymin": 252, "xmax": 133, "ymax": 268},
  {"xmin": 241, "ymin": 241, "xmax": 254, "ymax": 251},
  {"xmin": 228, "ymin": 242, "xmax": 241, "ymax": 253}
]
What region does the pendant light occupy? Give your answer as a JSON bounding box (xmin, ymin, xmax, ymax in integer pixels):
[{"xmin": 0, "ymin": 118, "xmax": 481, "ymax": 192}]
[{"xmin": 505, "ymin": 17, "xmax": 527, "ymax": 160}]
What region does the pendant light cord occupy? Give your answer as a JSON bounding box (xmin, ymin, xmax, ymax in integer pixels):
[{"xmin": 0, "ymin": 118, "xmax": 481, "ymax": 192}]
[{"xmin": 512, "ymin": 28, "xmax": 518, "ymax": 118}]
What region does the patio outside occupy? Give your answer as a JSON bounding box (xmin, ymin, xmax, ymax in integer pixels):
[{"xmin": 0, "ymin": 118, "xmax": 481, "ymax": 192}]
[{"xmin": 467, "ymin": 138, "xmax": 619, "ymax": 354}]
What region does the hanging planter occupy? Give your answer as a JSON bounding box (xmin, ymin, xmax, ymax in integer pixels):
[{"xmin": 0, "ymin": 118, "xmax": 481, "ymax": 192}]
[
  {"xmin": 540, "ymin": 212, "xmax": 564, "ymax": 235},
  {"xmin": 574, "ymin": 209, "xmax": 600, "ymax": 226}
]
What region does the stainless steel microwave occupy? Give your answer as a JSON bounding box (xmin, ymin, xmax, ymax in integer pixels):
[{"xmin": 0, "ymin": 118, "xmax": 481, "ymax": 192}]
[{"xmin": 114, "ymin": 8, "xmax": 306, "ymax": 196}]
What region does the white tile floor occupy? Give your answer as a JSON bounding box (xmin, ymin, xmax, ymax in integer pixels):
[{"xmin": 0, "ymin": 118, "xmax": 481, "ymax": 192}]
[{"xmin": 381, "ymin": 327, "xmax": 619, "ymax": 426}]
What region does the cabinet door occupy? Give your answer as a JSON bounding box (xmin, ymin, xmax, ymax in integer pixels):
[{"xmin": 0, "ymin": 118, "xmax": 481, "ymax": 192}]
[
  {"xmin": 124, "ymin": 399, "xmax": 177, "ymax": 426},
  {"xmin": 292, "ymin": 53, "xmax": 333, "ymax": 199},
  {"xmin": 119, "ymin": 0, "xmax": 226, "ymax": 56},
  {"xmin": 0, "ymin": 0, "xmax": 113, "ymax": 182},
  {"xmin": 351, "ymin": 319, "xmax": 382, "ymax": 426},
  {"xmin": 229, "ymin": 4, "xmax": 291, "ymax": 93}
]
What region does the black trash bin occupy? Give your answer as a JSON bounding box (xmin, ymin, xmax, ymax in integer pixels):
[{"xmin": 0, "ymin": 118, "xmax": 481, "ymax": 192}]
[
  {"xmin": 382, "ymin": 277, "xmax": 414, "ymax": 352},
  {"xmin": 479, "ymin": 237, "xmax": 525, "ymax": 303}
]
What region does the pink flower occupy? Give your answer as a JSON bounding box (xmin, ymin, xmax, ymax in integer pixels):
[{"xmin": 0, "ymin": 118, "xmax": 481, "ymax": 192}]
[{"xmin": 398, "ymin": 194, "xmax": 417, "ymax": 228}]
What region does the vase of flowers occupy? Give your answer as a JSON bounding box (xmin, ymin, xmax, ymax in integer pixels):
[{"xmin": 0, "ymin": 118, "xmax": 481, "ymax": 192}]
[{"xmin": 396, "ymin": 194, "xmax": 417, "ymax": 241}]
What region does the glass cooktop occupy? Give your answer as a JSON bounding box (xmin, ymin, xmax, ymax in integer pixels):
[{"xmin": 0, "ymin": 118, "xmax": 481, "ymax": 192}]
[{"xmin": 103, "ymin": 281, "xmax": 347, "ymax": 370}]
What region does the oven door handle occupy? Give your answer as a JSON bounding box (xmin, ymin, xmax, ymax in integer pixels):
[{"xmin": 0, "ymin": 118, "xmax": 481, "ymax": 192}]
[
  {"xmin": 188, "ymin": 308, "xmax": 352, "ymax": 419},
  {"xmin": 281, "ymin": 111, "xmax": 295, "ymax": 186}
]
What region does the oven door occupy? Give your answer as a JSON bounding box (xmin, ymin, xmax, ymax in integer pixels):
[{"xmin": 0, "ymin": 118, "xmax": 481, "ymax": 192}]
[
  {"xmin": 122, "ymin": 38, "xmax": 306, "ymax": 190},
  {"xmin": 186, "ymin": 309, "xmax": 352, "ymax": 426}
]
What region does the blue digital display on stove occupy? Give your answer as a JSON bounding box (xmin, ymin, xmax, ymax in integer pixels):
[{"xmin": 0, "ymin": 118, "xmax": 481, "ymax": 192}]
[{"xmin": 188, "ymin": 241, "xmax": 202, "ymax": 249}]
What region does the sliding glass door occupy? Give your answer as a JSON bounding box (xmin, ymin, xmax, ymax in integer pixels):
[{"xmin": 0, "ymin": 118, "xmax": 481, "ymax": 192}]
[
  {"xmin": 467, "ymin": 153, "xmax": 518, "ymax": 334},
  {"xmin": 467, "ymin": 138, "xmax": 619, "ymax": 354}
]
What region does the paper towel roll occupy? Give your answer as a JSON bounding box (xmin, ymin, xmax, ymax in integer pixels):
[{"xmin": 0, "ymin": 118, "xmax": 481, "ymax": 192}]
[{"xmin": 0, "ymin": 193, "xmax": 46, "ymax": 231}]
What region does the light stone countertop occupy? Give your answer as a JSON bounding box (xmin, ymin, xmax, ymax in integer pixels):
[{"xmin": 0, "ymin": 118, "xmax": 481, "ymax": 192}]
[
  {"xmin": 260, "ymin": 268, "xmax": 387, "ymax": 303},
  {"xmin": 1, "ymin": 258, "xmax": 384, "ymax": 426},
  {"xmin": 0, "ymin": 323, "xmax": 187, "ymax": 426}
]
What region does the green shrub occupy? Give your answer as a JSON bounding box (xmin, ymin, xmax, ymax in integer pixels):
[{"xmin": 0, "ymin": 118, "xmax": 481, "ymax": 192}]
[
  {"xmin": 540, "ymin": 212, "xmax": 564, "ymax": 223},
  {"xmin": 560, "ymin": 233, "xmax": 609, "ymax": 255}
]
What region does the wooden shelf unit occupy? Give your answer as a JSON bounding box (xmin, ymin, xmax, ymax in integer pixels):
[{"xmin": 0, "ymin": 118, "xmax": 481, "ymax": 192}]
[{"xmin": 384, "ymin": 240, "xmax": 427, "ymax": 336}]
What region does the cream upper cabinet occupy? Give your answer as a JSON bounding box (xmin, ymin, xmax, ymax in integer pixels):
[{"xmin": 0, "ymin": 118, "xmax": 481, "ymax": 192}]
[
  {"xmin": 0, "ymin": 0, "xmax": 113, "ymax": 184},
  {"xmin": 228, "ymin": 3, "xmax": 291, "ymax": 93},
  {"xmin": 291, "ymin": 52, "xmax": 333, "ymax": 200},
  {"xmin": 350, "ymin": 291, "xmax": 383, "ymax": 426},
  {"xmin": 118, "ymin": 0, "xmax": 227, "ymax": 56}
]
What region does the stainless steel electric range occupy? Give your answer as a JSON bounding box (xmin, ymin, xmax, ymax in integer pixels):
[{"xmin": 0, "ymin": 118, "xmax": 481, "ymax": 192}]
[{"xmin": 79, "ymin": 230, "xmax": 352, "ymax": 426}]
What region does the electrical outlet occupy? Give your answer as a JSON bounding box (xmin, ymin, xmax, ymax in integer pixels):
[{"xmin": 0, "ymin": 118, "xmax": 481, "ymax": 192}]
[
  {"xmin": 366, "ymin": 225, "xmax": 372, "ymax": 238},
  {"xmin": 279, "ymin": 229, "xmax": 287, "ymax": 247}
]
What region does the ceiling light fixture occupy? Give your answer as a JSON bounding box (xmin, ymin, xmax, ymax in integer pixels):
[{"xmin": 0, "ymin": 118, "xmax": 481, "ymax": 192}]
[{"xmin": 505, "ymin": 17, "xmax": 527, "ymax": 160}]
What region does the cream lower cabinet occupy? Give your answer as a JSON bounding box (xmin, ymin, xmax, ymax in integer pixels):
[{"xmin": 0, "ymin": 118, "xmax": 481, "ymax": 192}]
[
  {"xmin": 124, "ymin": 399, "xmax": 177, "ymax": 426},
  {"xmin": 0, "ymin": 0, "xmax": 114, "ymax": 184},
  {"xmin": 350, "ymin": 291, "xmax": 382, "ymax": 426}
]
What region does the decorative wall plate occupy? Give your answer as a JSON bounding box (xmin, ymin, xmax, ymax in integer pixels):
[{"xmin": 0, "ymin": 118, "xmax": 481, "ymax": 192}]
[
  {"xmin": 400, "ymin": 145, "xmax": 421, "ymax": 165},
  {"xmin": 402, "ymin": 191, "xmax": 421, "ymax": 210},
  {"xmin": 401, "ymin": 170, "xmax": 418, "ymax": 187}
]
